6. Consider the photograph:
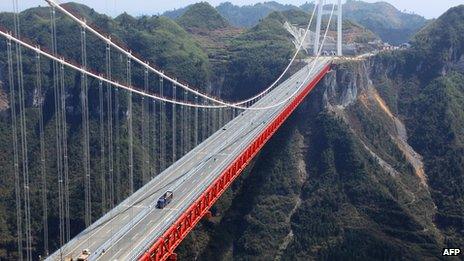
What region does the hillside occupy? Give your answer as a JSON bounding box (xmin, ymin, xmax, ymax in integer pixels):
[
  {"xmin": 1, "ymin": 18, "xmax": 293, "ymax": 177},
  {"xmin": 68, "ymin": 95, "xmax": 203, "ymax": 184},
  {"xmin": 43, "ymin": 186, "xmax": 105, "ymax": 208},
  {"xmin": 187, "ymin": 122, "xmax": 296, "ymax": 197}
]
[
  {"xmin": 177, "ymin": 2, "xmax": 230, "ymax": 31},
  {"xmin": 176, "ymin": 3, "xmax": 243, "ymax": 95},
  {"xmin": 216, "ymin": 1, "xmax": 297, "ymax": 28},
  {"xmin": 0, "ymin": 1, "xmax": 462, "ymax": 260},
  {"xmin": 0, "ymin": 4, "xmax": 213, "ymax": 258},
  {"xmin": 175, "ymin": 5, "xmax": 464, "ymax": 260},
  {"xmin": 343, "ymin": 0, "xmax": 428, "ymax": 44},
  {"xmin": 164, "ymin": 1, "xmax": 429, "ymax": 45},
  {"xmin": 223, "ymin": 10, "xmax": 299, "ymax": 100}
]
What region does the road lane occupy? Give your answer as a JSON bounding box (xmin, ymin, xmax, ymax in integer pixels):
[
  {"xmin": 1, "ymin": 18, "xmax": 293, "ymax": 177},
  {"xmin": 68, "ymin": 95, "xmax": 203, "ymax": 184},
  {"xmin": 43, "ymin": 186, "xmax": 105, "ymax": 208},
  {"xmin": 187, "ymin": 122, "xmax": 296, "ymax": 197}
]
[{"xmin": 47, "ymin": 58, "xmax": 329, "ymax": 261}]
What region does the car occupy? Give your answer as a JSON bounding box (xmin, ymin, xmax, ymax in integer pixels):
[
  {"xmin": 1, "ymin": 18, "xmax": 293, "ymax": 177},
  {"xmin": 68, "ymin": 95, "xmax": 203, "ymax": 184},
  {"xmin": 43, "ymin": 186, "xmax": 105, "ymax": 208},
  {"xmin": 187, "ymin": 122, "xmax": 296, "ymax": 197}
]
[
  {"xmin": 156, "ymin": 191, "xmax": 174, "ymax": 209},
  {"xmin": 76, "ymin": 249, "xmax": 91, "ymax": 261}
]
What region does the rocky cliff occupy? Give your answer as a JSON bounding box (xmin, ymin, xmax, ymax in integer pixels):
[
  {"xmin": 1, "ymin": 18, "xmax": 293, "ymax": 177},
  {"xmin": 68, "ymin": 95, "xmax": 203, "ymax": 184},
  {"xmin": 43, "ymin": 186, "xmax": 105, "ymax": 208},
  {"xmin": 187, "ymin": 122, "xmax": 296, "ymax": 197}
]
[
  {"xmin": 175, "ymin": 8, "xmax": 464, "ymax": 260},
  {"xmin": 177, "ymin": 55, "xmax": 457, "ymax": 259}
]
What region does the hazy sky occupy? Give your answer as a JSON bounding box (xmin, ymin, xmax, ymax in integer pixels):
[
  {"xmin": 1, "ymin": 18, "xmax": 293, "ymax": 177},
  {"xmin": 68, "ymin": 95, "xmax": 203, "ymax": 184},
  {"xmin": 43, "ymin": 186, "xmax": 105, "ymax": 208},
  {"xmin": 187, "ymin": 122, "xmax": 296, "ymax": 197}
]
[{"xmin": 1, "ymin": 0, "xmax": 462, "ymax": 19}]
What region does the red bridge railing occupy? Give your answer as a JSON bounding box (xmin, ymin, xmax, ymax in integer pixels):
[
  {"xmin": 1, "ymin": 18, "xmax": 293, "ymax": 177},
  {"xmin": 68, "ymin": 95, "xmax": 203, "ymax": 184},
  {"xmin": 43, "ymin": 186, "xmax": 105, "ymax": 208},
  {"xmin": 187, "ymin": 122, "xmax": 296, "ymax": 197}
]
[{"xmin": 139, "ymin": 63, "xmax": 331, "ymax": 261}]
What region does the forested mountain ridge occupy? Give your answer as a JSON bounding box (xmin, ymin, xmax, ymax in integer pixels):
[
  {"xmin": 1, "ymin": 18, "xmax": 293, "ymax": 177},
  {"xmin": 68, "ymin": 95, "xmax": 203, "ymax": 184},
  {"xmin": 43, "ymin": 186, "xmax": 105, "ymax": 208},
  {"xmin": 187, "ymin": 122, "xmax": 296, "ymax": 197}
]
[
  {"xmin": 343, "ymin": 0, "xmax": 428, "ymax": 44},
  {"xmin": 0, "ymin": 3, "xmax": 214, "ymax": 258},
  {"xmin": 174, "ymin": 4, "xmax": 464, "ymax": 260},
  {"xmin": 0, "ymin": 1, "xmax": 461, "ymax": 260},
  {"xmin": 163, "ymin": 0, "xmax": 428, "ymax": 44},
  {"xmin": 177, "ymin": 2, "xmax": 230, "ymax": 31}
]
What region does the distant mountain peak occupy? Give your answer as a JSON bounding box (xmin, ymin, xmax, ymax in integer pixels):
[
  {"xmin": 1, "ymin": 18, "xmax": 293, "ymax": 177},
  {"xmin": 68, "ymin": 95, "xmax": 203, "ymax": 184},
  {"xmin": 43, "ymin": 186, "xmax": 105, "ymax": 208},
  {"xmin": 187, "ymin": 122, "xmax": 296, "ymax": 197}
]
[{"xmin": 177, "ymin": 2, "xmax": 230, "ymax": 31}]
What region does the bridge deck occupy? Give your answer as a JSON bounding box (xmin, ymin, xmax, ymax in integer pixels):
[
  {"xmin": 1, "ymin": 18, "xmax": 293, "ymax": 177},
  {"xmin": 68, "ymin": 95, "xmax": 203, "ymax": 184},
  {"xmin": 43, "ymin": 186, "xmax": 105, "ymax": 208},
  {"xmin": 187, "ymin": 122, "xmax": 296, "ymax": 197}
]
[{"xmin": 47, "ymin": 58, "xmax": 330, "ymax": 261}]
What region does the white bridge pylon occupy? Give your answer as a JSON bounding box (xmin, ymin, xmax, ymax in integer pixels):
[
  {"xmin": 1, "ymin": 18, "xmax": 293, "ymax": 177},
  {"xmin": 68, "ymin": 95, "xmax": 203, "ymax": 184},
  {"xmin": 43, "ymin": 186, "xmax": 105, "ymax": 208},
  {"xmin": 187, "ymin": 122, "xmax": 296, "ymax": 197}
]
[{"xmin": 313, "ymin": 0, "xmax": 343, "ymax": 56}]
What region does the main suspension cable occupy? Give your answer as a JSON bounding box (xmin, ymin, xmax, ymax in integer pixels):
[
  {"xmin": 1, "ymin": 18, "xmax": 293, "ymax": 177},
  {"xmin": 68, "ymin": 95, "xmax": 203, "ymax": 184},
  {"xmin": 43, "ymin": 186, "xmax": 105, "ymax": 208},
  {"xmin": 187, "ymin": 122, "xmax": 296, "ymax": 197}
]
[{"xmin": 45, "ymin": 0, "xmax": 317, "ymax": 109}]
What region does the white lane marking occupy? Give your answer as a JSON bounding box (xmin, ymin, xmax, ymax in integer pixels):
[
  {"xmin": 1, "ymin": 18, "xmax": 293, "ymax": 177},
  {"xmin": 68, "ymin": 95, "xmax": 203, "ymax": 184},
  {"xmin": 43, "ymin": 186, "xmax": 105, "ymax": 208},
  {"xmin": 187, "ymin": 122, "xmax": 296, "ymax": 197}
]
[
  {"xmin": 131, "ymin": 233, "xmax": 139, "ymax": 241},
  {"xmin": 120, "ymin": 180, "xmax": 203, "ymax": 260},
  {"xmin": 67, "ymin": 61, "xmax": 327, "ymax": 260},
  {"xmin": 60, "ymin": 104, "xmax": 249, "ymax": 258},
  {"xmin": 125, "ymin": 76, "xmax": 302, "ymax": 258},
  {"xmin": 115, "ymin": 110, "xmax": 272, "ymax": 259},
  {"xmin": 92, "ymin": 98, "xmax": 264, "ymax": 260}
]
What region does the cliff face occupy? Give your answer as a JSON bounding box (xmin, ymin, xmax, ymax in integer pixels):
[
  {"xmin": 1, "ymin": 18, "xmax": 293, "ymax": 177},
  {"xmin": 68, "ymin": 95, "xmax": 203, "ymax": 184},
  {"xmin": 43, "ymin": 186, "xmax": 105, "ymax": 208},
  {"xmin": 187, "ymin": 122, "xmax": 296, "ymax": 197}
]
[{"xmin": 177, "ymin": 52, "xmax": 464, "ymax": 259}]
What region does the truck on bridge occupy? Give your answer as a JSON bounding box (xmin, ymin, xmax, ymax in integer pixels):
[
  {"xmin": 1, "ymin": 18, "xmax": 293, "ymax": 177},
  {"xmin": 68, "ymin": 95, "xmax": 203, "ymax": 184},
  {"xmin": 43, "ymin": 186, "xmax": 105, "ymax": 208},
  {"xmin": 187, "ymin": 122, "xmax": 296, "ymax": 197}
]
[{"xmin": 156, "ymin": 191, "xmax": 173, "ymax": 209}]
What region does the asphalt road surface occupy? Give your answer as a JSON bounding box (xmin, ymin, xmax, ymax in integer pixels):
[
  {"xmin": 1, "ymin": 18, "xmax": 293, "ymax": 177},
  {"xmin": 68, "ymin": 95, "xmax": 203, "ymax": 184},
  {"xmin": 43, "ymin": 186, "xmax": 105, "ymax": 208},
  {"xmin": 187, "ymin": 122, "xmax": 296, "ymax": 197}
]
[{"xmin": 47, "ymin": 58, "xmax": 330, "ymax": 261}]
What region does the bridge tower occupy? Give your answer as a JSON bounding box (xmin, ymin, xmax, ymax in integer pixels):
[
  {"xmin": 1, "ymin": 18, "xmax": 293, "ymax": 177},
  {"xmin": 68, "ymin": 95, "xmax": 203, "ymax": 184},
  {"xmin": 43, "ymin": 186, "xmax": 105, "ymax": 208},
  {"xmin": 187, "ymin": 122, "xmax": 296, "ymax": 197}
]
[
  {"xmin": 337, "ymin": 0, "xmax": 342, "ymax": 56},
  {"xmin": 313, "ymin": 0, "xmax": 343, "ymax": 56}
]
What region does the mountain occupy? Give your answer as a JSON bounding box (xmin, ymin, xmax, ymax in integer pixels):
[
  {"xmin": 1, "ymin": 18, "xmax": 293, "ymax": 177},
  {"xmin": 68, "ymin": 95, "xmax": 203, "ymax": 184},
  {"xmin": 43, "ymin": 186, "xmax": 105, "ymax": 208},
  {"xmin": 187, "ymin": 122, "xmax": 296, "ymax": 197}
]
[
  {"xmin": 176, "ymin": 2, "xmax": 243, "ymax": 95},
  {"xmin": 164, "ymin": 1, "xmax": 298, "ymax": 28},
  {"xmin": 0, "ymin": 1, "xmax": 462, "ymax": 259},
  {"xmin": 175, "ymin": 5, "xmax": 464, "ymax": 260},
  {"xmin": 216, "ymin": 1, "xmax": 298, "ymax": 28},
  {"xmin": 189, "ymin": 0, "xmax": 428, "ymax": 45},
  {"xmin": 0, "ymin": 3, "xmax": 213, "ymax": 258},
  {"xmin": 166, "ymin": 1, "xmax": 427, "ymax": 45},
  {"xmin": 223, "ymin": 10, "xmax": 303, "ymax": 100},
  {"xmin": 162, "ymin": 6, "xmax": 189, "ymax": 20},
  {"xmin": 177, "ymin": 2, "xmax": 230, "ymax": 32},
  {"xmin": 343, "ymin": 0, "xmax": 428, "ymax": 44}
]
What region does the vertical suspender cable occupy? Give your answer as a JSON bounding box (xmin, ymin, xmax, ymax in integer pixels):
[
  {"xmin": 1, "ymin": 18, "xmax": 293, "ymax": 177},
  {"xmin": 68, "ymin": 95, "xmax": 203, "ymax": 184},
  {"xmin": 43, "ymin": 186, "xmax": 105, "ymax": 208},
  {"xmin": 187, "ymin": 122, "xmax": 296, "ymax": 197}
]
[
  {"xmin": 219, "ymin": 106, "xmax": 223, "ymax": 129},
  {"xmin": 159, "ymin": 77, "xmax": 165, "ymax": 171},
  {"xmin": 114, "ymin": 75, "xmax": 121, "ymax": 202},
  {"xmin": 201, "ymin": 105, "xmax": 206, "ymax": 143},
  {"xmin": 50, "ymin": 5, "xmax": 65, "ymax": 253},
  {"xmin": 105, "ymin": 44, "xmax": 115, "ymax": 257},
  {"xmin": 152, "ymin": 91, "xmax": 157, "ymax": 178},
  {"xmin": 142, "ymin": 68, "xmax": 149, "ymax": 184},
  {"xmin": 127, "ymin": 56, "xmax": 133, "ymax": 194},
  {"xmin": 180, "ymin": 90, "xmax": 184, "ymax": 157},
  {"xmin": 185, "ymin": 91, "xmax": 190, "ymax": 153},
  {"xmin": 172, "ymin": 84, "xmax": 177, "ymax": 162},
  {"xmin": 105, "ymin": 43, "xmax": 114, "ymax": 208},
  {"xmin": 208, "ymin": 104, "xmax": 211, "ymax": 137},
  {"xmin": 36, "ymin": 51, "xmax": 49, "ymax": 256},
  {"xmin": 81, "ymin": 26, "xmax": 92, "ymax": 227},
  {"xmin": 60, "ymin": 61, "xmax": 71, "ymax": 243},
  {"xmin": 12, "ymin": 1, "xmax": 32, "ymax": 258},
  {"xmin": 194, "ymin": 95, "xmax": 198, "ymax": 147},
  {"xmin": 98, "ymin": 79, "xmax": 105, "ymax": 209},
  {"xmin": 7, "ymin": 37, "xmax": 23, "ymax": 261}
]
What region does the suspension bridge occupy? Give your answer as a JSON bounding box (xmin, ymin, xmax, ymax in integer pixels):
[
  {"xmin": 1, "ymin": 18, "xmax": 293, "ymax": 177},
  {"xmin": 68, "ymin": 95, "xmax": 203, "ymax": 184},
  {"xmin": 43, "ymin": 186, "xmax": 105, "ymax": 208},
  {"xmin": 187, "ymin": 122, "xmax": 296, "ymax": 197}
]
[{"xmin": 1, "ymin": 0, "xmax": 340, "ymax": 260}]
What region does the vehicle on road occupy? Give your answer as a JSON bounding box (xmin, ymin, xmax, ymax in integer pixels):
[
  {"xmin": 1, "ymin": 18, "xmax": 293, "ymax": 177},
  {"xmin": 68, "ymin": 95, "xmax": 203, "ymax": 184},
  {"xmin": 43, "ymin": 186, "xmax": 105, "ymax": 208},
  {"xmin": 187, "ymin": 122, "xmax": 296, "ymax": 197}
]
[
  {"xmin": 156, "ymin": 191, "xmax": 174, "ymax": 209},
  {"xmin": 76, "ymin": 249, "xmax": 91, "ymax": 260}
]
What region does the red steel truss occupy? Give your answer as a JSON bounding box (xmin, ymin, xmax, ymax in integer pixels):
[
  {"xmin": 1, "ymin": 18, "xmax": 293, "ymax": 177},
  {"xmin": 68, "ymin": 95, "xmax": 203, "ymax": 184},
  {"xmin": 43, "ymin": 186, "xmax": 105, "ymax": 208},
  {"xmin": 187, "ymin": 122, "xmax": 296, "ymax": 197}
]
[{"xmin": 139, "ymin": 63, "xmax": 331, "ymax": 261}]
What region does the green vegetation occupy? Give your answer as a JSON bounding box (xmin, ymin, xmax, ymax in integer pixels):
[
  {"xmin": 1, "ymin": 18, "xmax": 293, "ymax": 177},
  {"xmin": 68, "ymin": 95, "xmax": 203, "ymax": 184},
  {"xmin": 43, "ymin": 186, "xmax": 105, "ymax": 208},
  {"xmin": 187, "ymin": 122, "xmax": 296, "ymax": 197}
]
[
  {"xmin": 216, "ymin": 1, "xmax": 298, "ymax": 28},
  {"xmin": 0, "ymin": 3, "xmax": 212, "ymax": 258},
  {"xmin": 223, "ymin": 11, "xmax": 296, "ymax": 100},
  {"xmin": 177, "ymin": 2, "xmax": 229, "ymax": 31},
  {"xmin": 0, "ymin": 1, "xmax": 462, "ymax": 260},
  {"xmin": 344, "ymin": 0, "xmax": 428, "ymax": 44},
  {"xmin": 370, "ymin": 4, "xmax": 464, "ymax": 250},
  {"xmin": 408, "ymin": 73, "xmax": 464, "ymax": 246},
  {"xmin": 176, "ymin": 5, "xmax": 463, "ymax": 260}
]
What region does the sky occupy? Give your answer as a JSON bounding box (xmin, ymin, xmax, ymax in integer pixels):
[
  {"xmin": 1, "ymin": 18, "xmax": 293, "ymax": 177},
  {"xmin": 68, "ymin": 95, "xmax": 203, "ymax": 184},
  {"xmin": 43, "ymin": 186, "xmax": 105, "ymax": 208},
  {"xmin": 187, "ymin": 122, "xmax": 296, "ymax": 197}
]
[{"xmin": 0, "ymin": 0, "xmax": 462, "ymax": 19}]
